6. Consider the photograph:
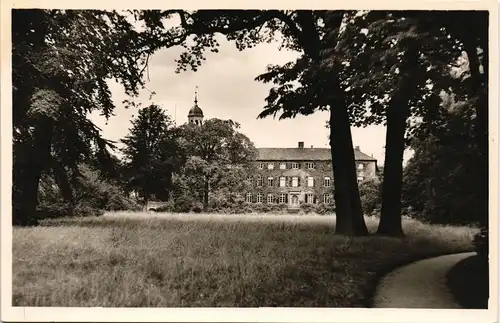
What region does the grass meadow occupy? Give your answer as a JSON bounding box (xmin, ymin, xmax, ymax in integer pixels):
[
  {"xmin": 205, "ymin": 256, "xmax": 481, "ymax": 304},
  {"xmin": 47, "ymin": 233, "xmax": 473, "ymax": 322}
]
[{"xmin": 12, "ymin": 212, "xmax": 478, "ymax": 307}]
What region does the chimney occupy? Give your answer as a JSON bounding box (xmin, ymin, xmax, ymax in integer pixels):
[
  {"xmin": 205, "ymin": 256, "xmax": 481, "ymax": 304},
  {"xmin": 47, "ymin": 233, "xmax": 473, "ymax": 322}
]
[
  {"xmin": 298, "ymin": 141, "xmax": 304, "ymax": 149},
  {"xmin": 354, "ymin": 146, "xmax": 360, "ymax": 151}
]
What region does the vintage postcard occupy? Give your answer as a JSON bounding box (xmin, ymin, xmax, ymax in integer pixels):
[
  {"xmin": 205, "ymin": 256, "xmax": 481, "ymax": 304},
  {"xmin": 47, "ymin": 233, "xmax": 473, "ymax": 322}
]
[{"xmin": 1, "ymin": 0, "xmax": 498, "ymax": 322}]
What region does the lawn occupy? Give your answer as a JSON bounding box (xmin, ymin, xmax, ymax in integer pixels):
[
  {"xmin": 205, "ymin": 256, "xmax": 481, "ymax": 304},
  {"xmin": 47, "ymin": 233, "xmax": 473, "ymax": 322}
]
[{"xmin": 12, "ymin": 212, "xmax": 477, "ymax": 307}]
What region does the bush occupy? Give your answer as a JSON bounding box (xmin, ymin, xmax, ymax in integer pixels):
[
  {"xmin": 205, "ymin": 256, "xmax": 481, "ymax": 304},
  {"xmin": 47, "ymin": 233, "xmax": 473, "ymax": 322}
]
[
  {"xmin": 190, "ymin": 202, "xmax": 203, "ymax": 213},
  {"xmin": 75, "ymin": 166, "xmax": 141, "ymax": 212},
  {"xmin": 316, "ymin": 203, "xmax": 335, "ymax": 215},
  {"xmin": 358, "ymin": 178, "xmax": 381, "ymax": 216},
  {"xmin": 473, "ymin": 227, "xmax": 488, "ymax": 259},
  {"xmin": 300, "ymin": 203, "xmax": 317, "ymax": 214},
  {"xmin": 104, "ymin": 194, "xmax": 141, "ymax": 212},
  {"xmin": 36, "ymin": 202, "xmax": 104, "ymax": 219},
  {"xmin": 34, "ymin": 165, "xmax": 140, "ymax": 221}
]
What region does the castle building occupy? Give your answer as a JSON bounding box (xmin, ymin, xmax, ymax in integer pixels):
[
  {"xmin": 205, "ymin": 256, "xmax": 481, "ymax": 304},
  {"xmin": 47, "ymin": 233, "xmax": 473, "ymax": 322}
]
[
  {"xmin": 247, "ymin": 142, "xmax": 377, "ymax": 208},
  {"xmin": 186, "ymin": 91, "xmax": 378, "ymax": 209}
]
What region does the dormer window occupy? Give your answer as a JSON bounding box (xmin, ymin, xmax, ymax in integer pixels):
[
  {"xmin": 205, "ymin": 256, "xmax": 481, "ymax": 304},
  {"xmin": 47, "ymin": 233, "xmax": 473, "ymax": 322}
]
[
  {"xmin": 258, "ymin": 162, "xmax": 264, "ymax": 169},
  {"xmin": 291, "ymin": 162, "xmax": 299, "ymax": 169},
  {"xmin": 267, "ymin": 163, "xmax": 274, "ymax": 170}
]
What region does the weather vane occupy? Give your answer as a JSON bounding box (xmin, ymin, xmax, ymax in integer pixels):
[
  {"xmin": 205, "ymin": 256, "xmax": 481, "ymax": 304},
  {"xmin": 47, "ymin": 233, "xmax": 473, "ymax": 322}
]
[{"xmin": 195, "ymin": 85, "xmax": 199, "ymax": 104}]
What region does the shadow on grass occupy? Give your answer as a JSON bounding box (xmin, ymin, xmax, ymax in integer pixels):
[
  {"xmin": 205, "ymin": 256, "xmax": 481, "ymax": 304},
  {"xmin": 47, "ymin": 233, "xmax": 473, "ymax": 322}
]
[{"xmin": 446, "ymin": 254, "xmax": 489, "ymax": 309}]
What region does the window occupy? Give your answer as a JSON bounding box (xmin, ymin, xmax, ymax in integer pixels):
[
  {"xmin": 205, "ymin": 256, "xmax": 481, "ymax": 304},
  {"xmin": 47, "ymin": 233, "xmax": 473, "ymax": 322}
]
[
  {"xmin": 323, "ymin": 193, "xmax": 331, "ymax": 204},
  {"xmin": 306, "ymin": 193, "xmax": 314, "ymax": 204},
  {"xmin": 256, "ymin": 175, "xmax": 263, "ymax": 187},
  {"xmin": 291, "ymin": 162, "xmax": 299, "ymax": 169},
  {"xmin": 267, "ymin": 163, "xmax": 274, "ymax": 170},
  {"xmin": 257, "ymin": 193, "xmax": 263, "ymax": 203},
  {"xmin": 247, "ymin": 176, "xmax": 253, "ymax": 185},
  {"xmin": 306, "ymin": 162, "xmax": 315, "ymax": 169},
  {"xmin": 279, "ymin": 177, "xmax": 286, "ymax": 187},
  {"xmin": 279, "ymin": 193, "xmax": 287, "ymax": 204},
  {"xmin": 357, "ymin": 176, "xmax": 364, "ymax": 184},
  {"xmin": 246, "ymin": 193, "xmax": 253, "ymax": 203},
  {"xmin": 307, "ymin": 176, "xmax": 314, "ymax": 187},
  {"xmin": 358, "ymin": 163, "xmax": 364, "ymax": 170},
  {"xmin": 324, "ymin": 177, "xmax": 331, "ymax": 187},
  {"xmin": 258, "ymin": 162, "xmax": 264, "ymax": 169},
  {"xmin": 292, "ymin": 177, "xmax": 299, "ymax": 187},
  {"xmin": 267, "ymin": 193, "xmax": 274, "ymax": 204},
  {"xmin": 280, "ymin": 162, "xmax": 286, "ymax": 170}
]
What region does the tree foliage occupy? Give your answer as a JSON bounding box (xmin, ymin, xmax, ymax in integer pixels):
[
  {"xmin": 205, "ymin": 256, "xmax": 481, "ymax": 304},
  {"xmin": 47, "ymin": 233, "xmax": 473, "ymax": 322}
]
[
  {"xmin": 317, "ymin": 10, "xmax": 488, "ymax": 235},
  {"xmin": 402, "ymin": 92, "xmax": 484, "ymax": 225},
  {"xmin": 176, "ymin": 119, "xmax": 257, "ymax": 211},
  {"xmin": 120, "ymin": 104, "xmax": 184, "ymax": 206},
  {"xmin": 11, "ymin": 9, "xmax": 172, "ymax": 225}
]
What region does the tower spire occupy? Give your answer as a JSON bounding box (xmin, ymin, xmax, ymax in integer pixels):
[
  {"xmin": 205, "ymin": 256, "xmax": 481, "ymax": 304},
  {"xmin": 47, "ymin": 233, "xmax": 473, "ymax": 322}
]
[{"xmin": 188, "ymin": 85, "xmax": 204, "ymax": 126}]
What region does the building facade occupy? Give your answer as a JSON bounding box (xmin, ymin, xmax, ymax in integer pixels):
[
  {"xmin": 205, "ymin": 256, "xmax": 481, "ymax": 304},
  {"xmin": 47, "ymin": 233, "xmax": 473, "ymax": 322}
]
[
  {"xmin": 185, "ymin": 92, "xmax": 378, "ymax": 209},
  {"xmin": 246, "ymin": 142, "xmax": 377, "ymax": 208}
]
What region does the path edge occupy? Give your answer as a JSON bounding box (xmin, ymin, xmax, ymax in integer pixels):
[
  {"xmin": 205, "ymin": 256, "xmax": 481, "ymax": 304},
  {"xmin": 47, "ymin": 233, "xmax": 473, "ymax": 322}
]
[{"xmin": 363, "ymin": 249, "xmax": 476, "ymax": 308}]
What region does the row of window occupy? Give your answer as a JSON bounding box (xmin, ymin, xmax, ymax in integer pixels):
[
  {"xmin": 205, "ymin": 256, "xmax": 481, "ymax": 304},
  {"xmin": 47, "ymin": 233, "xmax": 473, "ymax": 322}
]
[
  {"xmin": 257, "ymin": 162, "xmax": 365, "ymax": 171},
  {"xmin": 257, "ymin": 162, "xmax": 315, "ymax": 170},
  {"xmin": 247, "ymin": 176, "xmax": 332, "ymax": 188},
  {"xmin": 243, "ymin": 193, "xmax": 332, "ymax": 204}
]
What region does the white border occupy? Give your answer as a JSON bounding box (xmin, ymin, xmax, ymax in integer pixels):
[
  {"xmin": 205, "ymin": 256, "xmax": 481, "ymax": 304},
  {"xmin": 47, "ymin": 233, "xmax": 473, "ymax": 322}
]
[{"xmin": 1, "ymin": 1, "xmax": 498, "ymax": 322}]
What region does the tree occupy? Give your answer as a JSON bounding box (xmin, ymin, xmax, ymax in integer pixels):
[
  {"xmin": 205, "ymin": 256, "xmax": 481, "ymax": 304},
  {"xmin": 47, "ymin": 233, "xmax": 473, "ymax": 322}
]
[
  {"xmin": 177, "ymin": 119, "xmax": 257, "ymax": 211},
  {"xmin": 402, "ymin": 91, "xmax": 484, "ymax": 225},
  {"xmin": 120, "ymin": 104, "xmax": 184, "ymax": 208},
  {"xmin": 323, "ymin": 11, "xmax": 483, "ymax": 235},
  {"xmin": 441, "ymin": 12, "xmax": 489, "ymax": 228},
  {"xmin": 11, "ymin": 9, "xmax": 176, "ymax": 225},
  {"xmin": 7, "ymin": 10, "xmax": 156, "ymax": 222}
]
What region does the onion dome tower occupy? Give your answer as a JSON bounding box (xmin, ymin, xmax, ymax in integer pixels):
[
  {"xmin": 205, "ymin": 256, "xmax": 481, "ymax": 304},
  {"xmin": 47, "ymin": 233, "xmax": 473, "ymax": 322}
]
[{"xmin": 188, "ymin": 86, "xmax": 204, "ymax": 126}]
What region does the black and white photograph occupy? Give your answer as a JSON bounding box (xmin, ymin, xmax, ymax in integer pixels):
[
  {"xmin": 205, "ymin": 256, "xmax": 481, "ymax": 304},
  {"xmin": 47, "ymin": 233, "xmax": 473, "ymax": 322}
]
[{"xmin": 1, "ymin": 1, "xmax": 498, "ymax": 322}]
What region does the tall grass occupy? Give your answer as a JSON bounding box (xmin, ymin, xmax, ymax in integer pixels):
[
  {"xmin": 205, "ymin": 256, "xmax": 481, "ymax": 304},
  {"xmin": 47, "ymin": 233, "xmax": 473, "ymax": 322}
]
[{"xmin": 12, "ymin": 212, "xmax": 477, "ymax": 307}]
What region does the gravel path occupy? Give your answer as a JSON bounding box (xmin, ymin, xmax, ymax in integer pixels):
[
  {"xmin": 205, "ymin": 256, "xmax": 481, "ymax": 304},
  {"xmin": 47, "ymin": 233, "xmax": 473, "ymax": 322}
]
[{"xmin": 372, "ymin": 252, "xmax": 476, "ymax": 308}]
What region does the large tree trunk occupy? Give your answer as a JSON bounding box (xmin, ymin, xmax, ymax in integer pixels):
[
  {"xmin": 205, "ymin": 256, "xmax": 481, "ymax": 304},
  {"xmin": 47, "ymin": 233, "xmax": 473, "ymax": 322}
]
[
  {"xmin": 290, "ymin": 11, "xmax": 366, "ymax": 235},
  {"xmin": 377, "ymin": 102, "xmax": 409, "ymax": 236},
  {"xmin": 12, "ymin": 119, "xmax": 53, "ymax": 226},
  {"xmin": 378, "ymin": 47, "xmax": 420, "ymax": 237},
  {"xmin": 329, "ymin": 93, "xmax": 369, "ymax": 236}
]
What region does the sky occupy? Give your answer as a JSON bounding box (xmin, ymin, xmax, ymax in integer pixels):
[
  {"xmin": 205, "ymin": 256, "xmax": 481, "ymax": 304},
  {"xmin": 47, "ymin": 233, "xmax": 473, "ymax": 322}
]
[{"xmin": 89, "ymin": 36, "xmax": 414, "ymax": 166}]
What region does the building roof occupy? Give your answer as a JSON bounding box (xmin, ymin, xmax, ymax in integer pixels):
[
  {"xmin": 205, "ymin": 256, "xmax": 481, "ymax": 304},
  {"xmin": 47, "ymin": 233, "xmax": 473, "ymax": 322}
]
[
  {"xmin": 188, "ymin": 104, "xmax": 204, "ymax": 117},
  {"xmin": 257, "ymin": 147, "xmax": 377, "ymax": 161}
]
